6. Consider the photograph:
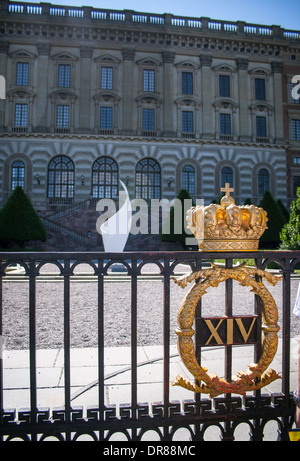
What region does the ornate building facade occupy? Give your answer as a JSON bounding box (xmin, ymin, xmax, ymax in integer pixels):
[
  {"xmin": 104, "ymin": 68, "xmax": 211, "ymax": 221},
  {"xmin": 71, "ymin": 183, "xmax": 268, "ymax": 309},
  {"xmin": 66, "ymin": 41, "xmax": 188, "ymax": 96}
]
[{"xmin": 0, "ymin": 1, "xmax": 300, "ymax": 248}]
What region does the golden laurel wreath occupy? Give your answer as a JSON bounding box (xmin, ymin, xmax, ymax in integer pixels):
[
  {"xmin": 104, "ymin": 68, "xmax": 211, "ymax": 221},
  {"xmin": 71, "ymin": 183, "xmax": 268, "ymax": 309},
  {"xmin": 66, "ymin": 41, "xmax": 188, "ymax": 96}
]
[{"xmin": 172, "ymin": 263, "xmax": 281, "ymax": 398}]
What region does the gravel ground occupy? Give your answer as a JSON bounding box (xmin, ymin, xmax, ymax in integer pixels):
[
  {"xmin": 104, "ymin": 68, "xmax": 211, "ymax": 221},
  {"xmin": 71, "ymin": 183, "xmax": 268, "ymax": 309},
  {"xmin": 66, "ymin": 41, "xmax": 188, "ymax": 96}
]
[{"xmin": 2, "ymin": 263, "xmax": 300, "ymax": 350}]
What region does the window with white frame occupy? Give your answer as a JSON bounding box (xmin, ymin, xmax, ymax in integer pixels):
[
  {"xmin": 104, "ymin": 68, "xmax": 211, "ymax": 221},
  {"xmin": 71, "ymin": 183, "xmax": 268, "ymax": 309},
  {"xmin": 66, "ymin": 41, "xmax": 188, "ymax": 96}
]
[
  {"xmin": 256, "ymin": 116, "xmax": 267, "ymax": 138},
  {"xmin": 16, "ymin": 62, "xmax": 29, "ymax": 86},
  {"xmin": 143, "ymin": 69, "xmax": 155, "ymax": 92},
  {"xmin": 11, "ymin": 160, "xmax": 25, "ymax": 190},
  {"xmin": 258, "ymin": 168, "xmax": 270, "ymax": 196},
  {"xmin": 182, "ymin": 165, "xmax": 195, "ymax": 195},
  {"xmin": 182, "ymin": 111, "xmax": 194, "ymax": 133},
  {"xmin": 100, "ymin": 106, "xmax": 113, "ymax": 130},
  {"xmin": 291, "ymin": 119, "xmax": 300, "ymax": 140},
  {"xmin": 101, "ymin": 67, "xmax": 113, "ymax": 90},
  {"xmin": 220, "ymin": 113, "xmax": 231, "ymax": 135},
  {"xmin": 135, "ymin": 158, "xmax": 161, "ymax": 200},
  {"xmin": 14, "ymin": 103, "xmax": 28, "ymax": 127},
  {"xmin": 58, "ymin": 64, "xmax": 71, "ymax": 88},
  {"xmin": 142, "ymin": 108, "xmax": 155, "ymax": 131},
  {"xmin": 219, "ymin": 75, "xmax": 230, "ymax": 98},
  {"xmin": 255, "ymin": 78, "xmax": 266, "ymax": 100},
  {"xmin": 56, "ymin": 105, "xmax": 70, "ymax": 129},
  {"xmin": 48, "ymin": 156, "xmax": 74, "ymax": 200},
  {"xmin": 182, "ymin": 72, "xmax": 193, "ymax": 95},
  {"xmin": 92, "ymin": 157, "xmax": 118, "ymax": 199}
]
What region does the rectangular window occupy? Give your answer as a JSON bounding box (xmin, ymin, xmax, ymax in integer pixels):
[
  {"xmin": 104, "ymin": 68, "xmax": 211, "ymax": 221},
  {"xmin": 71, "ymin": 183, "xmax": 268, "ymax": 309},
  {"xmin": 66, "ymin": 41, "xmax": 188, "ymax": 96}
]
[
  {"xmin": 143, "ymin": 70, "xmax": 155, "ymax": 92},
  {"xmin": 182, "ymin": 72, "xmax": 193, "ymax": 95},
  {"xmin": 100, "ymin": 107, "xmax": 113, "ymax": 129},
  {"xmin": 101, "ymin": 67, "xmax": 113, "ymax": 90},
  {"xmin": 58, "ymin": 64, "xmax": 71, "ymax": 88},
  {"xmin": 220, "ymin": 113, "xmax": 231, "ymax": 135},
  {"xmin": 182, "ymin": 111, "xmax": 194, "ymax": 133},
  {"xmin": 255, "ymin": 78, "xmax": 266, "ymax": 100},
  {"xmin": 292, "ymin": 119, "xmax": 300, "ymax": 140},
  {"xmin": 16, "ymin": 62, "xmax": 29, "ymax": 86},
  {"xmin": 256, "ymin": 116, "xmax": 267, "ymax": 137},
  {"xmin": 142, "ymin": 108, "xmax": 155, "ymax": 131},
  {"xmin": 293, "ymin": 175, "xmax": 300, "ymax": 196},
  {"xmin": 14, "ymin": 104, "xmax": 28, "ymax": 126},
  {"xmin": 56, "ymin": 105, "xmax": 69, "ymax": 128},
  {"xmin": 219, "ymin": 75, "xmax": 230, "ymax": 97}
]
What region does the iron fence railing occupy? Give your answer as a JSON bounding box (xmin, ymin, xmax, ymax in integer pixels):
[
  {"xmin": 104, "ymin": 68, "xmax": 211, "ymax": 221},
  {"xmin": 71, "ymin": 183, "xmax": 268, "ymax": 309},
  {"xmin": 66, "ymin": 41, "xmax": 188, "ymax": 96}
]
[{"xmin": 0, "ymin": 250, "xmax": 299, "ymax": 441}]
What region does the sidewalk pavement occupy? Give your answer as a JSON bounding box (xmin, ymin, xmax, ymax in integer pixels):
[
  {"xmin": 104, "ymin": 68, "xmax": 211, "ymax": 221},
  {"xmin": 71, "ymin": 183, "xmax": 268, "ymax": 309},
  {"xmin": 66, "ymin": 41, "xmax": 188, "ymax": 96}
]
[{"xmin": 2, "ymin": 338, "xmax": 299, "ymax": 440}]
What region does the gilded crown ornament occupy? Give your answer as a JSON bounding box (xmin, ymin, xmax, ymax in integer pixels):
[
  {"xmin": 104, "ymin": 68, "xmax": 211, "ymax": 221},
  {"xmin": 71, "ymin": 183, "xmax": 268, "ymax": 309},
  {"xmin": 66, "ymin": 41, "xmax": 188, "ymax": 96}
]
[{"xmin": 186, "ymin": 183, "xmax": 268, "ymax": 251}]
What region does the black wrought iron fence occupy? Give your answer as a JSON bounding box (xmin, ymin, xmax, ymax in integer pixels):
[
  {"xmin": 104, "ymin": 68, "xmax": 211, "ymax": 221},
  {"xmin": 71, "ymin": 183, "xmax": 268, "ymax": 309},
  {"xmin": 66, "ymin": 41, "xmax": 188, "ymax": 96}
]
[{"xmin": 0, "ymin": 250, "xmax": 299, "ymax": 441}]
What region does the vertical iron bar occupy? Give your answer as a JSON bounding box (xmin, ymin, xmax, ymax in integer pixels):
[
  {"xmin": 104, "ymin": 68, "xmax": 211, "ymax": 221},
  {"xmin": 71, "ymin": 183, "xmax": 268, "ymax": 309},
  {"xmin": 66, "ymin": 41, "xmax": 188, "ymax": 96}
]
[
  {"xmin": 224, "ymin": 257, "xmax": 233, "ymax": 441},
  {"xmin": 163, "ymin": 260, "xmax": 171, "ymax": 421},
  {"xmin": 282, "ymin": 268, "xmax": 291, "ymax": 401},
  {"xmin": 63, "ymin": 259, "xmax": 71, "ymax": 440},
  {"xmin": 97, "ymin": 259, "xmax": 105, "ymax": 428},
  {"xmin": 29, "ymin": 260, "xmax": 37, "ymax": 440},
  {"xmin": 131, "ymin": 259, "xmax": 138, "ymax": 425},
  {"xmin": 0, "ymin": 260, "xmax": 3, "ymax": 436},
  {"xmin": 253, "ymin": 257, "xmax": 263, "ymax": 441}
]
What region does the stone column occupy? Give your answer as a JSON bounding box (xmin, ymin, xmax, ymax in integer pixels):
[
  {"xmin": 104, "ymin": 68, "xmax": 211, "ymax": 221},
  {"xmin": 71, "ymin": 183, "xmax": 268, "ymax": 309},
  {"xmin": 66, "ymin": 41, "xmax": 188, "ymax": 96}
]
[
  {"xmin": 79, "ymin": 46, "xmax": 93, "ymax": 133},
  {"xmin": 0, "ymin": 41, "xmax": 9, "ymax": 132},
  {"xmin": 35, "ymin": 43, "xmax": 50, "ymax": 132},
  {"xmin": 200, "ymin": 54, "xmax": 213, "ymax": 139},
  {"xmin": 162, "ymin": 51, "xmax": 175, "ymax": 137},
  {"xmin": 122, "ymin": 47, "xmax": 135, "ymax": 135},
  {"xmin": 236, "ymin": 58, "xmax": 250, "ymax": 142},
  {"xmin": 272, "ymin": 61, "xmax": 284, "ymax": 143}
]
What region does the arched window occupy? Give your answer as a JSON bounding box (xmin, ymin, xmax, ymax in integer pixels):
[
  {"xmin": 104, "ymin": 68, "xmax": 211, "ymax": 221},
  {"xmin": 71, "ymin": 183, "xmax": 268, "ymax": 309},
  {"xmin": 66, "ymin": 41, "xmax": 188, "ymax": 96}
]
[
  {"xmin": 48, "ymin": 156, "xmax": 74, "ymax": 204},
  {"xmin": 11, "ymin": 160, "xmax": 25, "ymax": 190},
  {"xmin": 258, "ymin": 168, "xmax": 269, "ymax": 196},
  {"xmin": 182, "ymin": 165, "xmax": 195, "ymax": 195},
  {"xmin": 92, "ymin": 157, "xmax": 118, "ymax": 199},
  {"xmin": 221, "ymin": 166, "xmax": 233, "ymax": 188},
  {"xmin": 135, "ymin": 158, "xmax": 161, "ymax": 200}
]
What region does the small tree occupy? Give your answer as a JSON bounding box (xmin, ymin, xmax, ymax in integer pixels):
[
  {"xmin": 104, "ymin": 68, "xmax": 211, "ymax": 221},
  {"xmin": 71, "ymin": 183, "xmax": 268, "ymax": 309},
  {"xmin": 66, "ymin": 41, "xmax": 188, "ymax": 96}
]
[
  {"xmin": 0, "ymin": 186, "xmax": 46, "ymax": 248},
  {"xmin": 259, "ymin": 190, "xmax": 286, "ymax": 249},
  {"xmin": 280, "ymin": 187, "xmax": 300, "ymax": 250}
]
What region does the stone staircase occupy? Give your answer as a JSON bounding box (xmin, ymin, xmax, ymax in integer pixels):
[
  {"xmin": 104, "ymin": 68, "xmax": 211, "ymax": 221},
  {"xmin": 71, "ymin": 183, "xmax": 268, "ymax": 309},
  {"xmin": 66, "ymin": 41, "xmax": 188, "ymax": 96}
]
[{"xmin": 33, "ymin": 200, "xmax": 184, "ymax": 252}]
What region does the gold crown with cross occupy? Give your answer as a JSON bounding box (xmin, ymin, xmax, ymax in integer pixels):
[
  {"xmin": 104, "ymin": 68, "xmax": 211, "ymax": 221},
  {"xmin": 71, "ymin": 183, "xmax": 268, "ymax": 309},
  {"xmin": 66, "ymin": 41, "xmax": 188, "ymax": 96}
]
[{"xmin": 186, "ymin": 183, "xmax": 268, "ymax": 251}]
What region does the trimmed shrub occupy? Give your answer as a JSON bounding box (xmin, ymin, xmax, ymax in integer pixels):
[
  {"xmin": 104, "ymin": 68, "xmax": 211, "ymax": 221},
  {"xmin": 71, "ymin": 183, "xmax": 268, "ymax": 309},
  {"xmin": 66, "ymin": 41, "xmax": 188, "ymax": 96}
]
[
  {"xmin": 0, "ymin": 186, "xmax": 46, "ymax": 248},
  {"xmin": 259, "ymin": 190, "xmax": 286, "ymax": 249}
]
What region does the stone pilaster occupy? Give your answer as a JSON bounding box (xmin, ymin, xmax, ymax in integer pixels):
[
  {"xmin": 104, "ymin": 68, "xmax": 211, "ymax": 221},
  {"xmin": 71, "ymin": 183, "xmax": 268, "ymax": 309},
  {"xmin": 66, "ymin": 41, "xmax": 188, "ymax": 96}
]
[
  {"xmin": 271, "ymin": 61, "xmax": 284, "ymax": 143},
  {"xmin": 78, "ymin": 46, "xmax": 93, "ymax": 133},
  {"xmin": 35, "ymin": 43, "xmax": 50, "ymax": 132},
  {"xmin": 122, "ymin": 47, "xmax": 135, "ymax": 135},
  {"xmin": 200, "ymin": 54, "xmax": 213, "ymax": 139},
  {"xmin": 162, "ymin": 51, "xmax": 175, "ymax": 137},
  {"xmin": 236, "ymin": 58, "xmax": 250, "ymax": 142}
]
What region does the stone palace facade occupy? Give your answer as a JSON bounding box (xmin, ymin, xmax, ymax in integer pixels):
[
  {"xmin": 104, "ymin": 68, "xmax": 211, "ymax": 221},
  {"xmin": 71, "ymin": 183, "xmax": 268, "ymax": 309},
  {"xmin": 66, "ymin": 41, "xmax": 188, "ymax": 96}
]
[{"xmin": 0, "ymin": 1, "xmax": 300, "ymax": 249}]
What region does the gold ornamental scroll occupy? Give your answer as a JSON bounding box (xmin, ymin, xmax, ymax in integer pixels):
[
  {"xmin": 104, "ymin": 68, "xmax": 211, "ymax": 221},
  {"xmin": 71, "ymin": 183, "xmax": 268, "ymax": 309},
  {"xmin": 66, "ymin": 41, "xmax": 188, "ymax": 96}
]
[{"xmin": 172, "ymin": 263, "xmax": 281, "ymax": 398}]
